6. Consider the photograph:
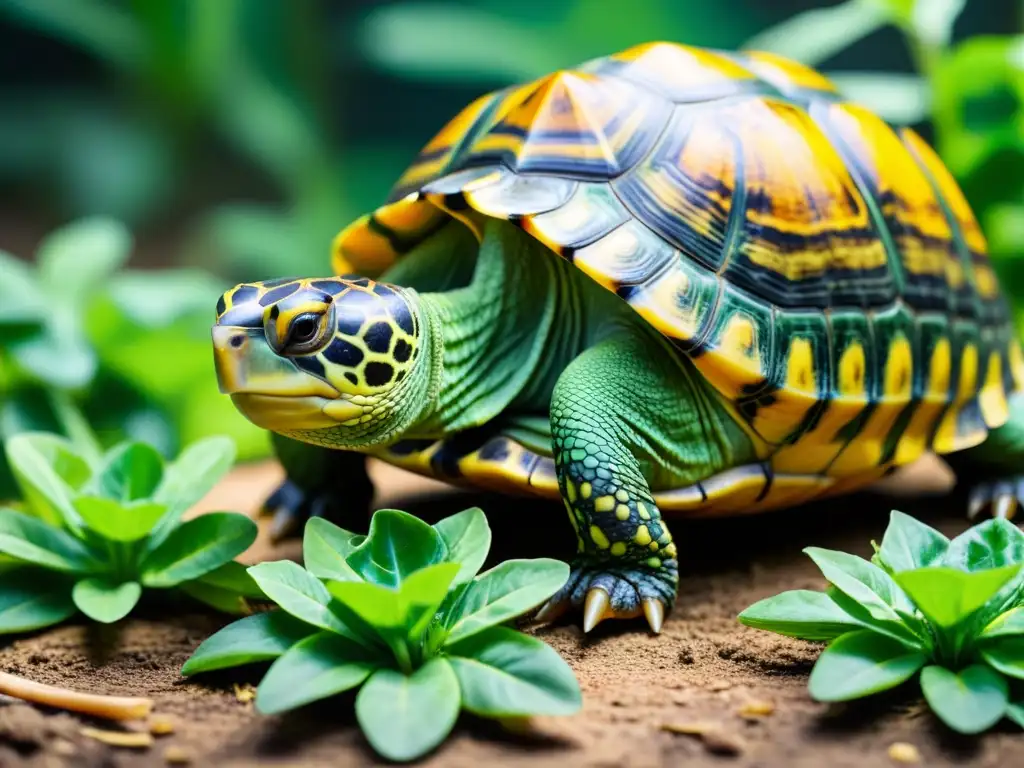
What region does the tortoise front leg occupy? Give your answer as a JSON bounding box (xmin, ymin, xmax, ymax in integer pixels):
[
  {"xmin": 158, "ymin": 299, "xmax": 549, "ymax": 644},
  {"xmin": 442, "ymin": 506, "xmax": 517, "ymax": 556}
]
[
  {"xmin": 535, "ymin": 332, "xmax": 751, "ymax": 634},
  {"xmin": 261, "ymin": 433, "xmax": 374, "ymax": 541},
  {"xmin": 947, "ymin": 392, "xmax": 1024, "ymax": 521}
]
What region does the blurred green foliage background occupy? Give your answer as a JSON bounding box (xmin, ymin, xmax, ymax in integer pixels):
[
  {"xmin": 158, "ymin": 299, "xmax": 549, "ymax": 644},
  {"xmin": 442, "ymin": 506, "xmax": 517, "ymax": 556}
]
[{"xmin": 0, "ymin": 0, "xmax": 1020, "ymax": 495}]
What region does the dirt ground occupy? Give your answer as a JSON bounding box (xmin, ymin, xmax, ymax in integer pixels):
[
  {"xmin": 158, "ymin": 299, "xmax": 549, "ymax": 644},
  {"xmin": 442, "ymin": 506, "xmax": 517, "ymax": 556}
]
[{"xmin": 1, "ymin": 457, "xmax": 1022, "ymax": 768}]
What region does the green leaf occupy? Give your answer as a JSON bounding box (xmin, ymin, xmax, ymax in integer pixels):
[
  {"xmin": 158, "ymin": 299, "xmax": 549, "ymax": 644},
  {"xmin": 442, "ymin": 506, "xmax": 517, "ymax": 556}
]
[
  {"xmin": 356, "ymin": 4, "xmax": 553, "ymax": 84},
  {"xmin": 740, "ymin": 0, "xmax": 888, "ymax": 67},
  {"xmin": 152, "ymin": 436, "xmax": 237, "ymax": 520},
  {"xmin": 0, "ymin": 251, "xmax": 44, "ymax": 330},
  {"xmin": 876, "ymin": 510, "xmax": 950, "ymax": 573},
  {"xmin": 825, "ymin": 587, "xmax": 926, "ymax": 647},
  {"xmin": 10, "ymin": 322, "xmax": 97, "ymax": 390},
  {"xmin": 181, "ymin": 610, "xmax": 317, "ymax": 675},
  {"xmin": 920, "ymin": 664, "xmax": 1008, "ymax": 734},
  {"xmin": 71, "ymin": 578, "xmax": 141, "ymax": 623},
  {"xmin": 177, "ymin": 559, "xmax": 266, "ymax": 615},
  {"xmin": 737, "ymin": 589, "xmax": 867, "ymax": 641},
  {"xmin": 895, "ymin": 565, "xmax": 1022, "ymax": 628},
  {"xmin": 434, "ymin": 507, "xmax": 491, "ymax": 586},
  {"xmin": 246, "ymin": 560, "xmax": 352, "ymax": 635},
  {"xmin": 979, "ymin": 636, "xmax": 1024, "ymax": 679},
  {"xmin": 444, "ymin": 558, "xmax": 568, "ymax": 646},
  {"xmin": 807, "ymin": 629, "xmax": 927, "ymax": 702},
  {"xmin": 0, "ymin": 508, "xmax": 102, "ymax": 573},
  {"xmin": 356, "ymin": 659, "xmax": 461, "ymax": 762},
  {"xmin": 827, "ymin": 72, "xmax": 930, "ymax": 126},
  {"xmin": 140, "ymin": 512, "xmax": 257, "ymax": 587},
  {"xmin": 805, "ymin": 547, "xmax": 912, "ymax": 621},
  {"xmin": 1007, "ymin": 701, "xmax": 1024, "ymax": 729},
  {"xmin": 192, "ymin": 559, "xmax": 266, "ymax": 599},
  {"xmin": 302, "ymin": 518, "xmax": 364, "ymax": 582},
  {"xmin": 73, "ymin": 497, "xmax": 166, "ymax": 542},
  {"xmin": 107, "ymin": 268, "xmax": 227, "ymax": 328},
  {"xmin": 85, "ymin": 441, "xmax": 163, "ymax": 502},
  {"xmin": 982, "ymin": 606, "xmax": 1024, "ymax": 638},
  {"xmin": 327, "ymin": 563, "xmax": 459, "ymax": 635},
  {"xmin": 905, "ymin": 0, "xmax": 966, "ymax": 47},
  {"xmin": 346, "ymin": 509, "xmax": 446, "ymax": 587},
  {"xmin": 447, "ymin": 626, "xmax": 582, "ymax": 716},
  {"xmin": 5, "ymin": 432, "xmax": 89, "ymax": 528},
  {"xmin": 404, "ymin": 562, "xmax": 462, "ymax": 640},
  {"xmin": 36, "ymin": 216, "xmax": 131, "ymax": 306},
  {"xmin": 255, "ymin": 632, "xmax": 378, "ymax": 715},
  {"xmin": 0, "ymin": 568, "xmax": 76, "ymax": 634},
  {"xmin": 945, "ymin": 518, "xmax": 1024, "ymax": 572},
  {"xmin": 48, "ymin": 391, "xmax": 102, "ymax": 468},
  {"xmin": 326, "ymin": 581, "xmax": 408, "ymax": 631},
  {"xmin": 177, "ymin": 579, "xmax": 251, "ymax": 616}
]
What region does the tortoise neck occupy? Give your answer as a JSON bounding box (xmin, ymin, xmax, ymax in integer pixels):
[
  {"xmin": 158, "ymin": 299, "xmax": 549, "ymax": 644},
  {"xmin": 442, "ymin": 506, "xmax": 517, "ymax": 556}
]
[{"xmin": 405, "ymin": 220, "xmax": 561, "ymax": 436}]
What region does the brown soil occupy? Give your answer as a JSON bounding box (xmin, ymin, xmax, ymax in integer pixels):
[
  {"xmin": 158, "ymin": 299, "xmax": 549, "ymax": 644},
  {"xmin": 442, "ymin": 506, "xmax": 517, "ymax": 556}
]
[{"xmin": 1, "ymin": 459, "xmax": 1022, "ymax": 767}]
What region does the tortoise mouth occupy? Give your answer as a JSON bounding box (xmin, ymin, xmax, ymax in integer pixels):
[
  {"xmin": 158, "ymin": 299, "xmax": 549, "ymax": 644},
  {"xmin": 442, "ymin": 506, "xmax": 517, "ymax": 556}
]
[{"xmin": 230, "ymin": 393, "xmax": 363, "ymax": 432}]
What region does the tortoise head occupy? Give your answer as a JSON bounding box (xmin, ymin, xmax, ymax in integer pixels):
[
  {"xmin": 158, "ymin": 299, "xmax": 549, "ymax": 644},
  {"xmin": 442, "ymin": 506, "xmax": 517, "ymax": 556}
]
[{"xmin": 211, "ymin": 276, "xmax": 428, "ymax": 446}]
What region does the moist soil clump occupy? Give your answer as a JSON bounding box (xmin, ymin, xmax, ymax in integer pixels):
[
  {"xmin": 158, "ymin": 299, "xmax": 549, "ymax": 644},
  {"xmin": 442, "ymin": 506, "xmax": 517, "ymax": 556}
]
[{"xmin": 0, "ymin": 459, "xmax": 1021, "ymax": 767}]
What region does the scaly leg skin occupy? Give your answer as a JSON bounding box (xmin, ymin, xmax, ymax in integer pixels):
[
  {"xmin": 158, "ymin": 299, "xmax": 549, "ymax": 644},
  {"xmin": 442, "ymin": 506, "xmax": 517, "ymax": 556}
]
[
  {"xmin": 950, "ymin": 393, "xmax": 1024, "ymax": 522},
  {"xmin": 534, "ymin": 330, "xmax": 755, "ymax": 634},
  {"xmin": 260, "ymin": 434, "xmax": 374, "ymax": 541}
]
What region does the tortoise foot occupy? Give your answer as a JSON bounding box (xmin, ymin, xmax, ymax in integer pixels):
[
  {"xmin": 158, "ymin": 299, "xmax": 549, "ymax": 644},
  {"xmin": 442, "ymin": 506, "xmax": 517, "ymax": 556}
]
[
  {"xmin": 534, "ymin": 559, "xmax": 677, "ymax": 634},
  {"xmin": 258, "ymin": 480, "xmax": 364, "ymax": 543},
  {"xmin": 967, "ymin": 477, "xmax": 1024, "ymax": 522}
]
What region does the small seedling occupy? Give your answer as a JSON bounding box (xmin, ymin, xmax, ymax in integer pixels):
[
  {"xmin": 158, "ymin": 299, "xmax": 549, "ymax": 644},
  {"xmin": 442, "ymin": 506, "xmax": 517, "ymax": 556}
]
[
  {"xmin": 0, "ymin": 431, "xmax": 263, "ymax": 631},
  {"xmin": 182, "ymin": 507, "xmax": 582, "ymax": 762},
  {"xmin": 738, "ymin": 510, "xmax": 1024, "ymax": 734}
]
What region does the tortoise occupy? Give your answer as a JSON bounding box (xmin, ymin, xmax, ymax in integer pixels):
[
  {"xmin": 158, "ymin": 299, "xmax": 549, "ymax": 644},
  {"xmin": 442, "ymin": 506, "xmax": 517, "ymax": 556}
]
[{"xmin": 211, "ymin": 41, "xmax": 1024, "ymax": 635}]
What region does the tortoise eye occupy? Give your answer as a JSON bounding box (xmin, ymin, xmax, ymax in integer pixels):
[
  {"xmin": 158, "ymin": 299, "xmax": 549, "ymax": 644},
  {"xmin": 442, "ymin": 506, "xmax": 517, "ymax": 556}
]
[
  {"xmin": 283, "ymin": 312, "xmax": 326, "ymax": 354},
  {"xmin": 291, "ymin": 316, "xmax": 318, "ymax": 343}
]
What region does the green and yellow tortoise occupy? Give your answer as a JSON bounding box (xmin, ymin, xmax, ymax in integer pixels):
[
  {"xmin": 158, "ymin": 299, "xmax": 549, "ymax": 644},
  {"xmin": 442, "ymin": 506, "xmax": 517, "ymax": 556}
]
[{"xmin": 211, "ymin": 42, "xmax": 1024, "ymax": 634}]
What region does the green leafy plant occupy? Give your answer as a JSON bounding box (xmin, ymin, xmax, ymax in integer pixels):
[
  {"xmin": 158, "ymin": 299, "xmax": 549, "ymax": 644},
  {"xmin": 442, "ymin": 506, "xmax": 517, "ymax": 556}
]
[
  {"xmin": 0, "ymin": 430, "xmax": 264, "ymax": 632},
  {"xmin": 0, "ymin": 216, "xmax": 269, "ymax": 500},
  {"xmin": 738, "ymin": 511, "xmax": 1024, "ymax": 734},
  {"xmin": 182, "ymin": 507, "xmax": 582, "ymax": 762}
]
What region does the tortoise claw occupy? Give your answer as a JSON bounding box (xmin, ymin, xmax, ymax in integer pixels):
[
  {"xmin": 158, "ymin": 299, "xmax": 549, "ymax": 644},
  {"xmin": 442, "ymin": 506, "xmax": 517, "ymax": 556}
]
[
  {"xmin": 533, "ymin": 597, "xmax": 570, "ymax": 625},
  {"xmin": 643, "ymin": 598, "xmax": 665, "ymax": 634},
  {"xmin": 583, "ymin": 588, "xmax": 611, "ymax": 633},
  {"xmin": 967, "ymin": 478, "xmax": 1022, "ymax": 522},
  {"xmin": 268, "ymin": 506, "xmax": 304, "ymax": 543}
]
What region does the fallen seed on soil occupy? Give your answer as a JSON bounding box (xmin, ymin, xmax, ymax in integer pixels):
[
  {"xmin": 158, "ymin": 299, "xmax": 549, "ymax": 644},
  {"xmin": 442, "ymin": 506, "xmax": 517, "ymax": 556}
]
[
  {"xmin": 661, "ymin": 721, "xmax": 717, "ymax": 735},
  {"xmin": 888, "ymin": 742, "xmax": 921, "ymax": 764},
  {"xmin": 149, "ymin": 715, "xmax": 176, "ymax": 735},
  {"xmin": 80, "ymin": 727, "xmax": 154, "ymax": 748},
  {"xmin": 233, "ymin": 684, "xmax": 256, "ymax": 703},
  {"xmin": 738, "ymin": 700, "xmax": 774, "ymax": 718},
  {"xmin": 661, "ymin": 721, "xmax": 745, "ymax": 756},
  {"xmin": 703, "ymin": 730, "xmax": 745, "ymax": 756},
  {"xmin": 164, "ymin": 746, "xmax": 192, "ymax": 764}
]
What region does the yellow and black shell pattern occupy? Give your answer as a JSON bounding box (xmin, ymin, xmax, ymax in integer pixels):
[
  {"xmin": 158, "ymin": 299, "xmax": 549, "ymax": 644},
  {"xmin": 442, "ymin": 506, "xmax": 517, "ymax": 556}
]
[{"xmin": 334, "ymin": 42, "xmax": 1024, "ymax": 513}]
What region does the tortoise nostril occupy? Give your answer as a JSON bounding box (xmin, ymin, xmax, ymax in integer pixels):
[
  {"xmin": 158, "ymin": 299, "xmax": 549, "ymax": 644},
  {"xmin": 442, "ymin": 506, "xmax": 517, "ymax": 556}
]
[{"xmin": 230, "ymin": 335, "xmax": 245, "ymax": 348}]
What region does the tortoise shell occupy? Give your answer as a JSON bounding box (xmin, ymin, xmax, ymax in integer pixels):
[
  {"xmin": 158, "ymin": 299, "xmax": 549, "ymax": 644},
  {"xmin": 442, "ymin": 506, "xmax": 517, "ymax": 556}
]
[{"xmin": 333, "ymin": 42, "xmax": 1024, "ymax": 514}]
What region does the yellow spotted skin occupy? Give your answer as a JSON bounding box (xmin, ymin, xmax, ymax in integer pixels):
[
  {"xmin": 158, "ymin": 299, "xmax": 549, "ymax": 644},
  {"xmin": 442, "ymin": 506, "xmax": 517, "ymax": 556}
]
[{"xmin": 335, "ymin": 41, "xmax": 1024, "ymax": 519}]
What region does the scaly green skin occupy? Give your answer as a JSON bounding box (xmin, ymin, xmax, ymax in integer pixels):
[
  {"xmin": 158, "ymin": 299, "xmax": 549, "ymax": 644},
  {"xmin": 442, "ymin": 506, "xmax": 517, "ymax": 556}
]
[
  {"xmin": 547, "ymin": 326, "xmax": 755, "ymax": 621},
  {"xmin": 222, "ymin": 219, "xmax": 755, "ymax": 629}
]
